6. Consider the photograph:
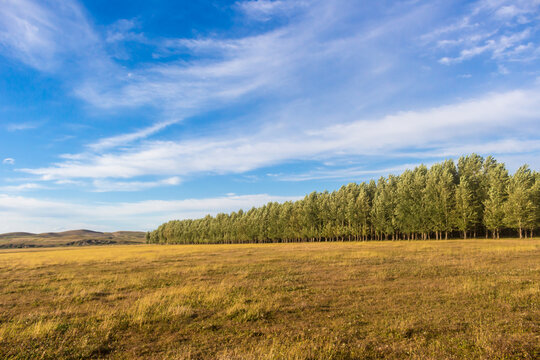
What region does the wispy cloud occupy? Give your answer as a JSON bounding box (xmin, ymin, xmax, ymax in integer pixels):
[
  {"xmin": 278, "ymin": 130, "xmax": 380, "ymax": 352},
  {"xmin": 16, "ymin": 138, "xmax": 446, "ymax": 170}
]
[
  {"xmin": 68, "ymin": 0, "xmax": 431, "ymax": 137},
  {"xmin": 0, "ymin": 0, "xmax": 100, "ymax": 71},
  {"xmin": 88, "ymin": 119, "xmax": 181, "ymax": 151},
  {"xmin": 2, "ymin": 158, "xmax": 15, "ymax": 165},
  {"xmin": 20, "ymin": 87, "xmax": 540, "ymax": 182},
  {"xmin": 91, "ymin": 177, "xmax": 181, "ymax": 192},
  {"xmin": 1, "ymin": 0, "xmax": 539, "ymax": 204},
  {"xmin": 105, "ymin": 18, "xmax": 144, "ymax": 44},
  {"xmin": 5, "ymin": 122, "xmax": 41, "ymax": 131},
  {"xmin": 236, "ymin": 0, "xmax": 308, "ymax": 21},
  {"xmin": 0, "ymin": 0, "xmax": 435, "ymax": 152},
  {"xmin": 425, "ymin": 0, "xmax": 540, "ymax": 65},
  {"xmin": 0, "ymin": 193, "xmax": 300, "ymax": 232},
  {"xmin": 438, "ymin": 28, "xmax": 535, "ymax": 65},
  {"xmin": 41, "ymin": 0, "xmax": 438, "ymax": 159},
  {"xmin": 0, "ymin": 182, "xmax": 45, "ymax": 192}
]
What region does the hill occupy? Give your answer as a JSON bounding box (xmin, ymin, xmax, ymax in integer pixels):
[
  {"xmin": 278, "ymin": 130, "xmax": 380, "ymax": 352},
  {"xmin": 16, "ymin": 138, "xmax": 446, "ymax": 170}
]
[{"xmin": 0, "ymin": 229, "xmax": 146, "ymax": 248}]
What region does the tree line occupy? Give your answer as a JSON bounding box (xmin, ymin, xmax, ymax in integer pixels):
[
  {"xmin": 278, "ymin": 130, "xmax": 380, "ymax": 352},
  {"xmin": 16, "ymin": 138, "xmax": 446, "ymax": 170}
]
[{"xmin": 147, "ymin": 154, "xmax": 539, "ymax": 244}]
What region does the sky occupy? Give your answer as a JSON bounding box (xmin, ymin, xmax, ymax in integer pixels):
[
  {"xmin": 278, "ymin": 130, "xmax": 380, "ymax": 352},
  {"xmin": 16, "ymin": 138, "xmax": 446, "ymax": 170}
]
[{"xmin": 0, "ymin": 0, "xmax": 539, "ymax": 233}]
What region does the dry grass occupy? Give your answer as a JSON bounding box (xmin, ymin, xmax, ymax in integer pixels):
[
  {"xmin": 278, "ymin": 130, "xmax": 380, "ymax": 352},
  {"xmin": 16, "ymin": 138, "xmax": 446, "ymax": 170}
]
[{"xmin": 0, "ymin": 239, "xmax": 538, "ymax": 359}]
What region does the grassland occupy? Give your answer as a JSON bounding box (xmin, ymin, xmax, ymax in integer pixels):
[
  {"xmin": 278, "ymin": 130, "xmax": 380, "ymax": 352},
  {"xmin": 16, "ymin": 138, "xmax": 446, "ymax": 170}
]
[{"xmin": 0, "ymin": 239, "xmax": 538, "ymax": 359}]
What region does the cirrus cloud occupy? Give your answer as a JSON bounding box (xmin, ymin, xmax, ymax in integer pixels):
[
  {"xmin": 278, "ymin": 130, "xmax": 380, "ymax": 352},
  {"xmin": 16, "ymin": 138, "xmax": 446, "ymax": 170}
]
[{"xmin": 20, "ymin": 87, "xmax": 540, "ymax": 181}]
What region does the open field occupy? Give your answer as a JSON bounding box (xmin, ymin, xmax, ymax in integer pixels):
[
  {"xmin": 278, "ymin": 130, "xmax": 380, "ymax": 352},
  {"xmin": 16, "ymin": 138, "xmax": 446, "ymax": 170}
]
[
  {"xmin": 0, "ymin": 230, "xmax": 146, "ymax": 248},
  {"xmin": 0, "ymin": 239, "xmax": 538, "ymax": 359}
]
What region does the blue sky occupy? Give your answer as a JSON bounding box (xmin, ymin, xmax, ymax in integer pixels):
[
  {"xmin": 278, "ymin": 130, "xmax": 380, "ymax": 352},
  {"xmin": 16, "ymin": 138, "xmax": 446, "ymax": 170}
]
[{"xmin": 1, "ymin": 0, "xmax": 539, "ymax": 232}]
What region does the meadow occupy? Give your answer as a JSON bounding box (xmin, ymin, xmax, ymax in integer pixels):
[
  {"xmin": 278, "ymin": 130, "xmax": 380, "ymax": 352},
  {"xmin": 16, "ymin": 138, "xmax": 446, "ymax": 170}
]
[{"xmin": 0, "ymin": 239, "xmax": 538, "ymax": 359}]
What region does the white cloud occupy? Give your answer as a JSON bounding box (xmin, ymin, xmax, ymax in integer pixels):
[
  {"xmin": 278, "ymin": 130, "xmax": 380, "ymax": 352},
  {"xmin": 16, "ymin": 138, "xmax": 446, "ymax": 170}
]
[
  {"xmin": 0, "ymin": 193, "xmax": 300, "ymax": 232},
  {"xmin": 2, "ymin": 158, "xmax": 15, "ymax": 165},
  {"xmin": 20, "ymin": 87, "xmax": 540, "ymax": 181},
  {"xmin": 498, "ymin": 64, "xmax": 509, "ymax": 74},
  {"xmin": 0, "ymin": 0, "xmax": 100, "ymax": 71},
  {"xmin": 75, "ymin": 28, "xmax": 297, "ymax": 112},
  {"xmin": 91, "ymin": 177, "xmax": 181, "ymax": 192},
  {"xmin": 237, "ymin": 0, "xmax": 307, "ymax": 21},
  {"xmin": 427, "ymin": 0, "xmax": 540, "ymax": 65},
  {"xmin": 1, "ymin": 0, "xmax": 539, "ymax": 194},
  {"xmin": 69, "ymin": 0, "xmax": 427, "ymax": 133},
  {"xmin": 438, "ymin": 28, "xmax": 534, "ymax": 64},
  {"xmin": 0, "ymin": 0, "xmax": 433, "ymax": 152},
  {"xmin": 496, "ymin": 5, "xmax": 521, "ymax": 18},
  {"xmin": 0, "ymin": 183, "xmax": 44, "ymax": 191},
  {"xmin": 279, "ymin": 163, "xmax": 422, "ymax": 182},
  {"xmin": 0, "ymin": 0, "xmax": 443, "ymax": 158},
  {"xmin": 88, "ymin": 119, "xmax": 181, "ymax": 151},
  {"xmin": 5, "ymin": 122, "xmax": 40, "ymax": 131},
  {"xmin": 105, "ymin": 19, "xmax": 142, "ymax": 43},
  {"xmin": 474, "ymin": 0, "xmax": 540, "ymax": 20}
]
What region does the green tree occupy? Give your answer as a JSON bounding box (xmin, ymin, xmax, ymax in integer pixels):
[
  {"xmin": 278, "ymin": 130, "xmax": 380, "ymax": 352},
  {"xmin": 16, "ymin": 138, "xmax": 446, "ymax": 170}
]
[
  {"xmin": 533, "ymin": 171, "xmax": 540, "ymax": 236},
  {"xmin": 371, "ymin": 177, "xmax": 394, "ymax": 240},
  {"xmin": 457, "ymin": 154, "xmax": 484, "ymax": 237},
  {"xmin": 483, "ymin": 163, "xmax": 509, "ymax": 238},
  {"xmin": 356, "ymin": 183, "xmax": 371, "ymax": 241},
  {"xmin": 505, "ymin": 165, "xmax": 536, "ymax": 238},
  {"xmin": 454, "ymin": 178, "xmax": 476, "ymax": 239},
  {"xmin": 425, "ymin": 161, "xmax": 456, "ymax": 240},
  {"xmin": 395, "ymin": 171, "xmax": 416, "ymax": 239}
]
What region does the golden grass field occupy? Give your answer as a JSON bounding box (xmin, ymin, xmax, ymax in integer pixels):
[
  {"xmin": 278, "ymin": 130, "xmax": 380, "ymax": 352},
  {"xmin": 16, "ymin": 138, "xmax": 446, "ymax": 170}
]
[{"xmin": 0, "ymin": 239, "xmax": 538, "ymax": 359}]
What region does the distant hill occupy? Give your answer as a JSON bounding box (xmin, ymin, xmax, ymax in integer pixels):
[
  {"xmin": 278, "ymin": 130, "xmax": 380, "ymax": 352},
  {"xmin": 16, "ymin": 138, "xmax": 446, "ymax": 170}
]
[
  {"xmin": 0, "ymin": 229, "xmax": 146, "ymax": 248},
  {"xmin": 0, "ymin": 232, "xmax": 35, "ymax": 238}
]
